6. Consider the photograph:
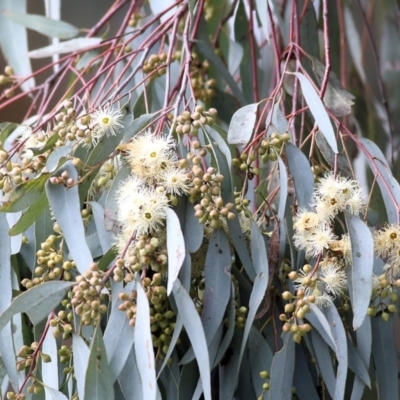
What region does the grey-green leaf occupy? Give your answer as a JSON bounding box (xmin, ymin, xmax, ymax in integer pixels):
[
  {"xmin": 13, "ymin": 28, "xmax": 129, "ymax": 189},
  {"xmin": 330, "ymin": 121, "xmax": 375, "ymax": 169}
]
[
  {"xmin": 73, "ymin": 335, "xmax": 90, "ymax": 400},
  {"xmin": 173, "ymin": 279, "xmax": 211, "ymax": 400},
  {"xmin": 0, "ymin": 0, "xmax": 34, "ymax": 92},
  {"xmin": 293, "ymin": 72, "xmax": 338, "ymax": 153},
  {"xmin": 345, "ymin": 213, "xmax": 374, "ymax": 329},
  {"xmin": 4, "ymin": 9, "xmax": 79, "ymax": 39},
  {"xmin": 28, "ymin": 37, "xmax": 102, "ymax": 58},
  {"xmin": 135, "ymin": 277, "xmax": 157, "ymax": 400},
  {"xmin": 46, "ymin": 162, "xmax": 93, "ymax": 273},
  {"xmin": 268, "ymin": 333, "xmax": 295, "ymax": 400},
  {"xmin": 0, "ymin": 281, "xmax": 74, "ymax": 333},
  {"xmin": 285, "ymin": 142, "xmax": 314, "ymax": 210},
  {"xmin": 84, "ymin": 326, "xmax": 115, "ymax": 400},
  {"xmin": 166, "ymin": 208, "xmax": 186, "ymax": 295},
  {"xmin": 227, "ymin": 103, "xmax": 258, "ymax": 147}
]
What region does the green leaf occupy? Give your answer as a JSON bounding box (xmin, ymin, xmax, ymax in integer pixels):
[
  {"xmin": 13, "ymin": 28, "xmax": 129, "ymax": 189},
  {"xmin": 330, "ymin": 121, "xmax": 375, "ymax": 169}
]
[
  {"xmin": 360, "ymin": 138, "xmax": 400, "ymax": 224},
  {"xmin": 43, "ymin": 388, "xmax": 68, "ymax": 400},
  {"xmin": 90, "ymin": 201, "xmax": 112, "ymax": 253},
  {"xmin": 266, "ymin": 101, "xmax": 288, "ymax": 136},
  {"xmin": 293, "ymin": 72, "xmax": 338, "ymax": 153},
  {"xmin": 122, "ymin": 111, "xmax": 161, "ymax": 143},
  {"xmin": 201, "ymin": 229, "xmax": 231, "ymax": 344},
  {"xmin": 104, "ymin": 282, "xmax": 135, "ymax": 381},
  {"xmin": 31, "ymin": 132, "xmax": 59, "ymax": 156},
  {"xmin": 325, "ymin": 304, "xmax": 348, "ymax": 400},
  {"xmin": 166, "ymin": 208, "xmax": 186, "ymax": 295},
  {"xmin": 306, "ymin": 304, "xmax": 335, "ymax": 349},
  {"xmin": 0, "ymin": 173, "xmax": 49, "ymax": 212},
  {"xmin": 269, "ymin": 333, "xmax": 295, "ymax": 400},
  {"xmin": 0, "ymin": 281, "xmax": 74, "ymax": 333},
  {"xmin": 0, "ymin": 0, "xmax": 34, "ymax": 92},
  {"xmin": 46, "ymin": 162, "xmax": 93, "ymax": 274},
  {"xmin": 345, "ymin": 213, "xmax": 374, "ymax": 329},
  {"xmin": 310, "ymin": 330, "xmax": 335, "ymax": 398},
  {"xmin": 311, "ymin": 57, "xmax": 355, "ymax": 117},
  {"xmin": 28, "ymin": 37, "xmax": 102, "ymax": 58},
  {"xmin": 347, "ymin": 338, "xmax": 370, "ymax": 387},
  {"xmin": 236, "ymin": 221, "xmax": 269, "ymax": 378},
  {"xmin": 371, "ymin": 316, "xmax": 398, "ymax": 400},
  {"xmin": 4, "ymin": 9, "xmax": 79, "ymax": 39},
  {"xmin": 183, "ymin": 201, "xmax": 204, "ymax": 253},
  {"xmin": 285, "ymin": 142, "xmax": 314, "ymax": 210},
  {"xmin": 0, "ymin": 122, "xmax": 18, "ymax": 144},
  {"xmin": 118, "ymin": 347, "xmax": 143, "ymax": 400},
  {"xmin": 227, "ymin": 103, "xmax": 258, "ymax": 147},
  {"xmin": 72, "ymin": 334, "xmax": 90, "ymax": 400},
  {"xmin": 196, "ymin": 19, "xmax": 246, "ymax": 106},
  {"xmin": 84, "ymin": 326, "xmax": 115, "ymax": 400},
  {"xmin": 46, "ymin": 145, "xmax": 72, "ymax": 172},
  {"xmin": 42, "ymin": 327, "xmax": 60, "ymax": 393},
  {"xmin": 172, "ymin": 279, "xmax": 211, "ymax": 400},
  {"xmin": 277, "ymin": 155, "xmax": 288, "ymax": 258},
  {"xmin": 134, "ymin": 277, "xmax": 157, "ymax": 400},
  {"xmin": 254, "ymin": 0, "xmax": 270, "ymax": 42}
]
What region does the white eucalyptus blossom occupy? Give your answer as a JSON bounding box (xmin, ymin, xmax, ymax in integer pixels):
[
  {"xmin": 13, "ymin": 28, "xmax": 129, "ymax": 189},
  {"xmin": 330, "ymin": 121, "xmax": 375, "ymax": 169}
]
[{"xmin": 91, "ymin": 105, "xmax": 124, "ymax": 141}]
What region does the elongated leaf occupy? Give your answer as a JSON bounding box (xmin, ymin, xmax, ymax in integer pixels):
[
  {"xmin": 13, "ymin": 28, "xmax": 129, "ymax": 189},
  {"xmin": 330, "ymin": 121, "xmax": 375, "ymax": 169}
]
[
  {"xmin": 201, "ymin": 229, "xmax": 231, "ymax": 344},
  {"xmin": 293, "ymin": 72, "xmax": 338, "ymax": 153},
  {"xmin": 347, "ymin": 338, "xmax": 370, "ymax": 386},
  {"xmin": 236, "ymin": 221, "xmax": 269, "ymax": 378},
  {"xmin": 90, "ymin": 201, "xmax": 112, "ymax": 253},
  {"xmin": 172, "ymin": 279, "xmax": 211, "ymax": 400},
  {"xmin": 266, "ymin": 100, "xmax": 288, "ymax": 136},
  {"xmin": 371, "ymin": 316, "xmax": 399, "ymax": 400},
  {"xmin": 184, "ymin": 201, "xmax": 204, "ymax": 253},
  {"xmin": 4, "ymin": 9, "xmax": 79, "ymax": 39},
  {"xmin": 0, "ymin": 174, "xmax": 49, "ymax": 212},
  {"xmin": 44, "ymin": 388, "xmax": 68, "ymax": 400},
  {"xmin": 227, "ymin": 103, "xmax": 258, "ymax": 147},
  {"xmin": 135, "ymin": 278, "xmax": 157, "ymax": 400},
  {"xmin": 0, "ymin": 0, "xmax": 34, "ymax": 92},
  {"xmin": 325, "ymin": 304, "xmax": 347, "ymax": 400},
  {"xmin": 254, "ymin": 0, "xmax": 270, "ymax": 41},
  {"xmin": 277, "ymin": 155, "xmax": 288, "ymax": 258},
  {"xmin": 42, "ymin": 327, "xmax": 59, "ymax": 392},
  {"xmin": 306, "ymin": 304, "xmax": 336, "ymax": 350},
  {"xmin": 345, "ymin": 213, "xmax": 374, "ymax": 329},
  {"xmin": 84, "ymin": 326, "xmax": 114, "ymax": 400},
  {"xmin": 28, "ymin": 37, "xmax": 102, "ymax": 58},
  {"xmin": 73, "ymin": 334, "xmax": 90, "ymax": 400},
  {"xmin": 122, "ymin": 111, "xmax": 161, "ymax": 143},
  {"xmin": 166, "ymin": 208, "xmax": 185, "ymax": 295},
  {"xmin": 46, "ymin": 145, "xmax": 71, "ymax": 172},
  {"xmin": 46, "ymin": 162, "xmax": 93, "ymax": 273},
  {"xmin": 0, "ymin": 281, "xmax": 74, "ymax": 333},
  {"xmin": 118, "ymin": 347, "xmax": 143, "ymax": 400},
  {"xmin": 311, "ymin": 330, "xmax": 335, "ymax": 398},
  {"xmin": 104, "ymin": 282, "xmax": 135, "ymax": 381},
  {"xmin": 285, "ymin": 142, "xmax": 314, "ymax": 210},
  {"xmin": 269, "ymin": 333, "xmax": 295, "ymax": 400}
]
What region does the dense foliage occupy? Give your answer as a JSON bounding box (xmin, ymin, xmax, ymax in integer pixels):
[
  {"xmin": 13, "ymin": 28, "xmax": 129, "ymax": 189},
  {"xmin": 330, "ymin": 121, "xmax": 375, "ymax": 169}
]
[{"xmin": 0, "ymin": 0, "xmax": 399, "ymax": 399}]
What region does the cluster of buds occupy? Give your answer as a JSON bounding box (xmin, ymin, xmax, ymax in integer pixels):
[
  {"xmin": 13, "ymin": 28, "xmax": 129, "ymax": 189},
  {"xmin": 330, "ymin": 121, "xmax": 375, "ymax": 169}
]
[
  {"xmin": 22, "ymin": 234, "xmax": 75, "ymax": 289},
  {"xmin": 190, "ymin": 55, "xmax": 217, "ymax": 102},
  {"xmin": 50, "ymin": 302, "xmax": 74, "ymax": 339},
  {"xmin": 49, "ymin": 169, "xmax": 76, "ymax": 187},
  {"xmin": 70, "ymin": 264, "xmax": 108, "ymax": 326},
  {"xmin": 258, "ymin": 132, "xmax": 291, "ymax": 163},
  {"xmin": 258, "ymin": 370, "xmax": 271, "ymax": 399},
  {"xmin": 235, "ymin": 306, "xmax": 248, "ymax": 328},
  {"xmin": 175, "ymin": 106, "xmax": 217, "ymax": 137},
  {"xmin": 231, "ymin": 152, "xmax": 259, "ymax": 180}
]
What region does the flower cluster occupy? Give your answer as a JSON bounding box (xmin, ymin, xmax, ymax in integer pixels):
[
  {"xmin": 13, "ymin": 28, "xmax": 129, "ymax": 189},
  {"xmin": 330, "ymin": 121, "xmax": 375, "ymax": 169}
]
[
  {"xmin": 374, "ymin": 224, "xmax": 400, "ymax": 277},
  {"xmin": 291, "ymin": 172, "xmax": 365, "ymax": 306},
  {"xmin": 114, "ymin": 131, "xmax": 190, "ymax": 263}
]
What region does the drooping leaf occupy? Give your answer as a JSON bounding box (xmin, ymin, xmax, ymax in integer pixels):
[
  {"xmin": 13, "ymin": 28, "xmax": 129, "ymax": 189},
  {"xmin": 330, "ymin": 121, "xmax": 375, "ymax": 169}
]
[
  {"xmin": 46, "ymin": 145, "xmax": 72, "ymax": 172},
  {"xmin": 0, "ymin": 174, "xmax": 49, "ymax": 212},
  {"xmin": 118, "ymin": 346, "xmax": 143, "ymax": 400},
  {"xmin": 166, "ymin": 208, "xmax": 185, "ymax": 295},
  {"xmin": 268, "ymin": 333, "xmax": 295, "ymax": 400},
  {"xmin": 28, "ymin": 37, "xmax": 102, "ymax": 58},
  {"xmin": 0, "ymin": 0, "xmax": 34, "ymax": 92},
  {"xmin": 227, "ymin": 103, "xmax": 258, "ymax": 147},
  {"xmin": 104, "ymin": 282, "xmax": 135, "ymax": 381},
  {"xmin": 345, "ymin": 213, "xmax": 374, "ymax": 329},
  {"xmin": 46, "ymin": 162, "xmax": 93, "ymax": 274},
  {"xmin": 236, "ymin": 221, "xmax": 269, "ymax": 378},
  {"xmin": 371, "ymin": 316, "xmax": 399, "ymax": 400},
  {"xmin": 306, "ymin": 304, "xmax": 335, "ymax": 349},
  {"xmin": 285, "ymin": 142, "xmax": 314, "ymax": 210},
  {"xmin": 122, "ymin": 111, "xmax": 161, "ymax": 143},
  {"xmin": 172, "ymin": 279, "xmax": 211, "ymax": 400},
  {"xmin": 201, "ymin": 228, "xmax": 231, "ymax": 344},
  {"xmin": 90, "ymin": 201, "xmax": 112, "ymax": 254},
  {"xmin": 134, "ymin": 277, "xmax": 157, "ymax": 400},
  {"xmin": 293, "ymin": 72, "xmax": 338, "ymax": 153},
  {"xmin": 347, "ymin": 338, "xmax": 370, "ymax": 387},
  {"xmin": 183, "ymin": 201, "xmax": 204, "ymax": 253},
  {"xmin": 311, "ymin": 57, "xmax": 355, "ymax": 116},
  {"xmin": 44, "ymin": 387, "xmax": 68, "ymax": 400},
  {"xmin": 266, "ymin": 100, "xmax": 288, "ymax": 137},
  {"xmin": 4, "ymin": 9, "xmax": 79, "ymax": 39},
  {"xmin": 73, "ymin": 335, "xmax": 90, "ymax": 400},
  {"xmin": 84, "ymin": 326, "xmax": 115, "ymax": 400},
  {"xmin": 42, "ymin": 326, "xmax": 60, "ymax": 393},
  {"xmin": 0, "ymin": 281, "xmax": 74, "ymax": 333}
]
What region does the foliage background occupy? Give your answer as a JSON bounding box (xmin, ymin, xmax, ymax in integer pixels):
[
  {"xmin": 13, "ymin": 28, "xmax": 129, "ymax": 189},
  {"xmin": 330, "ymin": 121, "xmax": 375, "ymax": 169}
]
[{"xmin": 0, "ymin": 0, "xmax": 399, "ymax": 400}]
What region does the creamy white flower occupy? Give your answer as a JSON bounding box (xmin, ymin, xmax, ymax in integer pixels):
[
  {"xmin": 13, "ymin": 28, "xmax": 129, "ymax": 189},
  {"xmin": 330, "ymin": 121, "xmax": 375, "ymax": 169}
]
[
  {"xmin": 293, "ymin": 210, "xmax": 321, "ymax": 233},
  {"xmin": 159, "ymin": 166, "xmax": 190, "ymax": 195},
  {"xmin": 345, "ymin": 188, "xmax": 365, "ymax": 215},
  {"xmin": 91, "ymin": 105, "xmax": 124, "ymax": 141},
  {"xmin": 319, "ymin": 262, "xmax": 347, "ymax": 297}
]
